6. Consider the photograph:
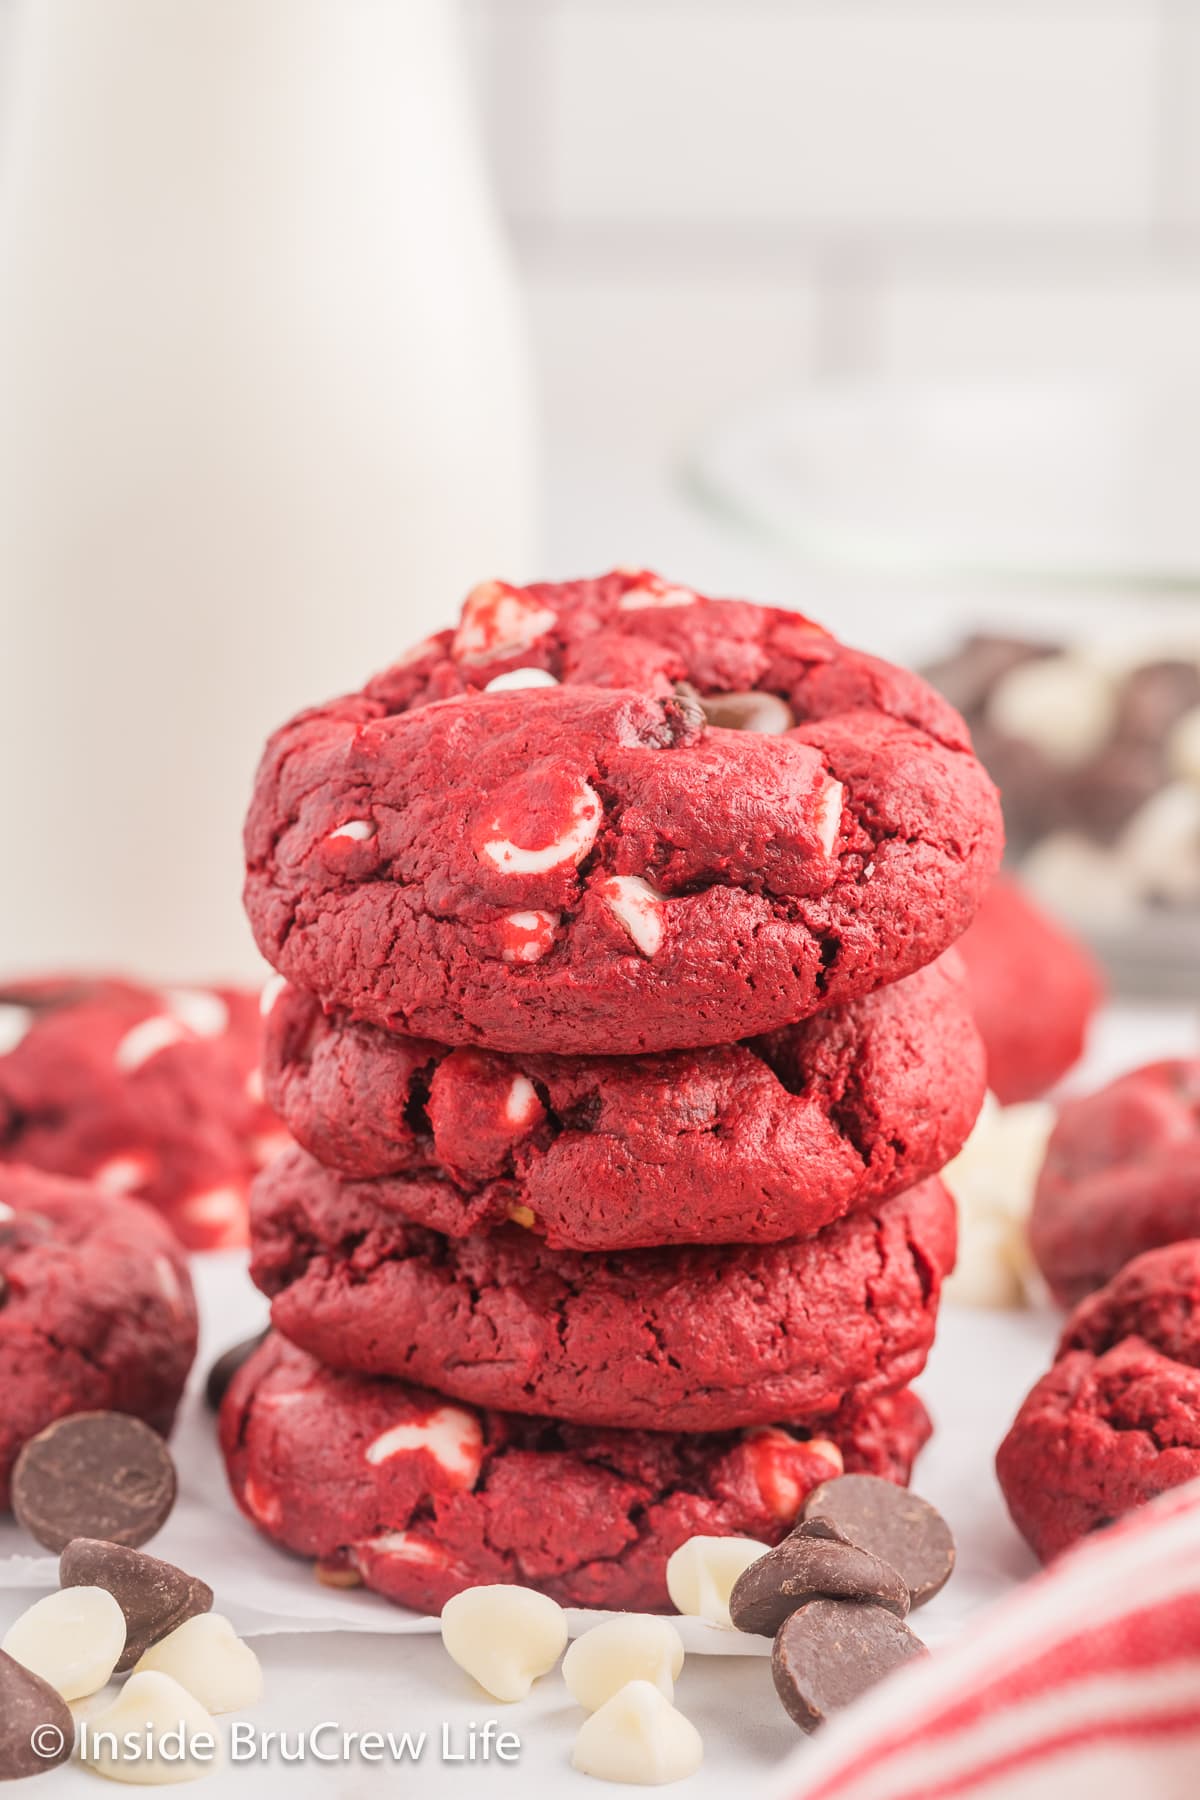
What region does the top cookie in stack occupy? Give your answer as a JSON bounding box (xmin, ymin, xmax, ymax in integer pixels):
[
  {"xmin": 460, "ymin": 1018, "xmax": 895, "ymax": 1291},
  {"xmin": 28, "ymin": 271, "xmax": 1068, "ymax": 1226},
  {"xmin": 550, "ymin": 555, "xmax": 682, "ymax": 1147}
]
[
  {"xmin": 244, "ymin": 569, "xmax": 1003, "ymax": 1055},
  {"xmin": 225, "ymin": 571, "xmax": 1000, "ymax": 1613}
]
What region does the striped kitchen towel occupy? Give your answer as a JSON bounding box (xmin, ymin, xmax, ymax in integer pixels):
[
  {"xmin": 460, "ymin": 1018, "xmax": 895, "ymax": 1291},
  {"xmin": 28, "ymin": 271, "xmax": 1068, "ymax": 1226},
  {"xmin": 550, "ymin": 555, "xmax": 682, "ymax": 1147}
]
[{"xmin": 776, "ymin": 1476, "xmax": 1200, "ymax": 1800}]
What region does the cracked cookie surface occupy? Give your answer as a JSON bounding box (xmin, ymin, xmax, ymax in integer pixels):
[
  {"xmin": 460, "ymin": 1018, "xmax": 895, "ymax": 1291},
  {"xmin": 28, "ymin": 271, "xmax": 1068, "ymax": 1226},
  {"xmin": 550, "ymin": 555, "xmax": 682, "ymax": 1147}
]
[
  {"xmin": 997, "ymin": 1239, "xmax": 1200, "ymax": 1560},
  {"xmin": 262, "ymin": 956, "xmax": 983, "ymax": 1250},
  {"xmin": 1031, "ymin": 1058, "xmax": 1200, "ymax": 1305},
  {"xmin": 0, "ymin": 975, "xmax": 286, "ymax": 1249},
  {"xmin": 0, "ymin": 1166, "xmax": 197, "ymax": 1509},
  {"xmin": 243, "ymin": 571, "xmax": 1003, "ymax": 1054},
  {"xmin": 220, "ymin": 1333, "xmax": 931, "ymax": 1613},
  {"xmin": 249, "ymin": 1151, "xmax": 955, "ymax": 1430}
]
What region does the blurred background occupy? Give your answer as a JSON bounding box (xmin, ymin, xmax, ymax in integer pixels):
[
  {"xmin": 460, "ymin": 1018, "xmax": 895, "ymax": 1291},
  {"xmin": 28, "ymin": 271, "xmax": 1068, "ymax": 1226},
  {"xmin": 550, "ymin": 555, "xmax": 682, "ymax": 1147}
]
[{"xmin": 0, "ymin": 0, "xmax": 1196, "ymax": 983}]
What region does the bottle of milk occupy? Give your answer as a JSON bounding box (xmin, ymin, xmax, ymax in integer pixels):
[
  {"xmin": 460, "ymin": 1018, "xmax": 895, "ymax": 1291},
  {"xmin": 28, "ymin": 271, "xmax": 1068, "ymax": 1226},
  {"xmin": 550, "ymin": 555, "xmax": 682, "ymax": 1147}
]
[{"xmin": 0, "ymin": 0, "xmax": 537, "ymax": 979}]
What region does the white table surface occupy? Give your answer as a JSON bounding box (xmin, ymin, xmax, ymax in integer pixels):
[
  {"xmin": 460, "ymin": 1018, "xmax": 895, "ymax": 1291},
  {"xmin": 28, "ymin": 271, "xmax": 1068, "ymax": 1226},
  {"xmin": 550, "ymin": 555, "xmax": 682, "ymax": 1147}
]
[{"xmin": 2, "ymin": 999, "xmax": 1196, "ymax": 1798}]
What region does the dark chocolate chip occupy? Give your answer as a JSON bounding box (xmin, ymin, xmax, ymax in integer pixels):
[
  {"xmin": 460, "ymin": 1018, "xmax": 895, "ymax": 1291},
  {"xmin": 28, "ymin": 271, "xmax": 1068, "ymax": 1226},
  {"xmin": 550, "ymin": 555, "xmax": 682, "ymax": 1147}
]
[
  {"xmin": 0, "ymin": 1271, "xmax": 7, "ymax": 1311},
  {"xmin": 0, "ymin": 1648, "xmax": 74, "ymax": 1778},
  {"xmin": 802, "ymin": 1475, "xmax": 955, "ymax": 1609},
  {"xmin": 1115, "ymin": 659, "xmax": 1200, "ymax": 747},
  {"xmin": 771, "ymin": 1598, "xmax": 927, "ymax": 1732},
  {"xmin": 60, "ymin": 1538, "xmax": 213, "ymax": 1672},
  {"xmin": 668, "ymin": 684, "xmax": 708, "ymax": 738},
  {"xmin": 205, "ymin": 1330, "xmax": 269, "ymax": 1412},
  {"xmin": 730, "ymin": 1531, "xmax": 910, "ymax": 1638},
  {"xmin": 798, "ymin": 1515, "xmax": 852, "ymax": 1544},
  {"xmin": 698, "ymin": 690, "xmax": 795, "ymax": 735},
  {"xmin": 11, "ymin": 1412, "xmax": 177, "ymax": 1553}
]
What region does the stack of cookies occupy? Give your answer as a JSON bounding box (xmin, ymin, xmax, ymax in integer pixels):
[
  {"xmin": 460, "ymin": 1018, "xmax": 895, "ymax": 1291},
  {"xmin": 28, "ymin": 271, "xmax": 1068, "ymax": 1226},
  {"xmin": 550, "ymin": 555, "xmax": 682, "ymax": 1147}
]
[{"xmin": 221, "ymin": 570, "xmax": 1002, "ymax": 1614}]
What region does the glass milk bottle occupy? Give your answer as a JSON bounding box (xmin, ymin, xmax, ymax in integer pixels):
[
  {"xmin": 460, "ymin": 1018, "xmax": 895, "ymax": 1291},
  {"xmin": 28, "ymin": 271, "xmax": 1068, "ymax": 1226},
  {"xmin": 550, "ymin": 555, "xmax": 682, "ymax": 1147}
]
[{"xmin": 0, "ymin": 0, "xmax": 536, "ymax": 979}]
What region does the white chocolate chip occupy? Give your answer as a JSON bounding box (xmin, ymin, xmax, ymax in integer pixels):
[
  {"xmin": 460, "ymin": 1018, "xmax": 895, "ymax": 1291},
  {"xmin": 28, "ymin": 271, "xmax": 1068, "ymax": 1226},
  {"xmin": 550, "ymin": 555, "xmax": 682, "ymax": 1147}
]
[
  {"xmin": 179, "ymin": 1186, "xmax": 244, "ymax": 1232},
  {"xmin": 357, "ymin": 1531, "xmax": 447, "ymax": 1567},
  {"xmin": 816, "ymin": 777, "xmax": 844, "ymax": 858},
  {"xmin": 483, "ymin": 667, "xmax": 561, "ymax": 692},
  {"xmin": 503, "ymin": 1075, "xmax": 540, "ymax": 1129},
  {"xmin": 258, "ymin": 974, "xmax": 288, "ymax": 1018},
  {"xmin": 328, "ymin": 819, "xmax": 375, "ymax": 843},
  {"xmin": 241, "ymin": 1477, "xmax": 282, "ymax": 1528},
  {"xmin": 115, "ymin": 1016, "xmax": 190, "ymax": 1073},
  {"xmin": 364, "ymin": 1407, "xmax": 484, "ymax": 1484},
  {"xmin": 1168, "ymin": 705, "xmax": 1200, "ymax": 784},
  {"xmin": 563, "ymin": 1617, "xmax": 685, "ymax": 1713},
  {"xmin": 2, "ymin": 1586, "xmax": 126, "ymax": 1700},
  {"xmin": 500, "ymin": 910, "xmax": 560, "ymax": 964},
  {"xmin": 987, "ymin": 654, "xmax": 1116, "ymax": 769},
  {"xmin": 1118, "ymin": 782, "xmax": 1200, "ymax": 905},
  {"xmin": 440, "ymin": 1585, "xmax": 568, "ymax": 1703},
  {"xmin": 454, "ymin": 581, "xmax": 558, "ymax": 666},
  {"xmin": 134, "ymin": 1615, "xmax": 263, "ymax": 1715},
  {"xmin": 80, "ymin": 1671, "xmax": 221, "ymax": 1784},
  {"xmin": 93, "ymin": 1153, "xmax": 152, "ymax": 1196},
  {"xmin": 602, "ymin": 876, "xmax": 665, "ymax": 957},
  {"xmin": 665, "ymin": 1536, "xmax": 771, "ymax": 1629},
  {"xmin": 571, "ymin": 1680, "xmax": 703, "ymax": 1786},
  {"xmin": 244, "ymin": 1067, "xmax": 265, "ymax": 1105},
  {"xmin": 0, "ymin": 1003, "xmax": 33, "ymax": 1055},
  {"xmin": 942, "ymin": 1094, "xmax": 1055, "ymax": 1310},
  {"xmin": 163, "ymin": 989, "xmax": 229, "ymax": 1039},
  {"xmin": 154, "ymin": 1253, "xmax": 186, "ymax": 1314},
  {"xmin": 480, "ymin": 780, "xmax": 601, "ymax": 876},
  {"xmin": 0, "ymin": 1202, "xmax": 13, "ymax": 1222}
]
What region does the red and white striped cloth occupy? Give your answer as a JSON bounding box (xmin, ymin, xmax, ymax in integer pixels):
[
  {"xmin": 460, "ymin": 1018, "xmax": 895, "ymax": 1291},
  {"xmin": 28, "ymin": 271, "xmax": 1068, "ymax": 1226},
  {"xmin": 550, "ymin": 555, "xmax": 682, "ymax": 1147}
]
[{"xmin": 776, "ymin": 1476, "xmax": 1200, "ymax": 1800}]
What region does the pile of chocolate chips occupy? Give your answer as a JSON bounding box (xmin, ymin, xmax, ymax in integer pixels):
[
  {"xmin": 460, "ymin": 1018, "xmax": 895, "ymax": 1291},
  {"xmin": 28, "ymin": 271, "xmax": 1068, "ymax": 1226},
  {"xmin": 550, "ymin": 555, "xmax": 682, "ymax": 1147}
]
[
  {"xmin": 729, "ymin": 1474, "xmax": 955, "ymax": 1732},
  {"xmin": 926, "ymin": 634, "xmax": 1200, "ymax": 873}
]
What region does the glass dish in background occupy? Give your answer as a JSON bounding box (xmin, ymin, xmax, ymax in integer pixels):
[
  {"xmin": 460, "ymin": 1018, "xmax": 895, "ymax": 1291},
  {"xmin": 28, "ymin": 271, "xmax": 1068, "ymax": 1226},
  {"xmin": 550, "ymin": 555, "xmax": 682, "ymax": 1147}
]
[{"xmin": 688, "ymin": 377, "xmax": 1200, "ymax": 994}]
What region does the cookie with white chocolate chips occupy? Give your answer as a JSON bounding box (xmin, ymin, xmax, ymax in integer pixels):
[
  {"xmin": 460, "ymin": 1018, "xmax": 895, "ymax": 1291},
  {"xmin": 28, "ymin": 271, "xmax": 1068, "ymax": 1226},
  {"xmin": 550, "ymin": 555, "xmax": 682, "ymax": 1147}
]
[
  {"xmin": 0, "ymin": 1166, "xmax": 196, "ymax": 1513},
  {"xmin": 249, "ymin": 1153, "xmax": 956, "ymax": 1431},
  {"xmin": 261, "ymin": 955, "xmax": 984, "ymax": 1250},
  {"xmin": 220, "ymin": 1333, "xmax": 932, "ymax": 1615},
  {"xmin": 244, "ymin": 570, "xmax": 1002, "ymax": 1054},
  {"xmin": 0, "ymin": 973, "xmax": 285, "ymax": 1249}
]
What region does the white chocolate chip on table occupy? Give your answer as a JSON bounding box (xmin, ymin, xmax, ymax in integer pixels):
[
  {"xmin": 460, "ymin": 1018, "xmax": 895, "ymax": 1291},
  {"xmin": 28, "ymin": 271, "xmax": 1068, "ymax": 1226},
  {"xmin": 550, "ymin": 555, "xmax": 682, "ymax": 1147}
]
[
  {"xmin": 572, "ymin": 1680, "xmax": 703, "ymax": 1787},
  {"xmin": 942, "ymin": 1092, "xmax": 1055, "ymax": 1309},
  {"xmin": 665, "ymin": 1536, "xmax": 772, "ymax": 1629},
  {"xmin": 440, "ymin": 1585, "xmax": 568, "ymax": 1702},
  {"xmin": 80, "ymin": 1671, "xmax": 221, "ymax": 1785},
  {"xmin": 134, "ymin": 1615, "xmax": 263, "ymax": 1715},
  {"xmin": 2, "ymin": 1586, "xmax": 126, "ymax": 1701},
  {"xmin": 563, "ymin": 1616, "xmax": 685, "ymax": 1711}
]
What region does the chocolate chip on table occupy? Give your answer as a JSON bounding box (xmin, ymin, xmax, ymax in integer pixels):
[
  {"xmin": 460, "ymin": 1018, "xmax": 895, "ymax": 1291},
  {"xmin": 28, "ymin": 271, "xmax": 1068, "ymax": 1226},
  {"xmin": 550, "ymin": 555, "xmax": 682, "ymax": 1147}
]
[
  {"xmin": 11, "ymin": 1412, "xmax": 177, "ymax": 1553},
  {"xmin": 729, "ymin": 1527, "xmax": 909, "ymax": 1638},
  {"xmin": 771, "ymin": 1598, "xmax": 927, "ymax": 1733},
  {"xmin": 0, "ymin": 1647, "xmax": 74, "ymax": 1778},
  {"xmin": 205, "ymin": 1329, "xmax": 268, "ymax": 1412},
  {"xmin": 802, "ymin": 1475, "xmax": 955, "ymax": 1609},
  {"xmin": 698, "ymin": 690, "xmax": 795, "ymax": 735},
  {"xmin": 60, "ymin": 1538, "xmax": 213, "ymax": 1672}
]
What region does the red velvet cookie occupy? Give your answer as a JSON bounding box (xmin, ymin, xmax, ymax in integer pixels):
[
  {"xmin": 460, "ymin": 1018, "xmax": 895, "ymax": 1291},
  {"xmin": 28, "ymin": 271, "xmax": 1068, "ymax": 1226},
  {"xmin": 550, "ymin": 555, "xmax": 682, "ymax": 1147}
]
[
  {"xmin": 0, "ymin": 976, "xmax": 289, "ymax": 1250},
  {"xmin": 221, "ymin": 1333, "xmax": 932, "ymax": 1613},
  {"xmin": 1030, "ymin": 1059, "xmax": 1200, "ymax": 1306},
  {"xmin": 0, "ymin": 1166, "xmax": 197, "ymax": 1510},
  {"xmin": 955, "ymin": 876, "xmax": 1101, "ymax": 1104},
  {"xmin": 261, "ymin": 956, "xmax": 983, "ymax": 1251},
  {"xmin": 997, "ymin": 1241, "xmax": 1200, "ymax": 1560},
  {"xmin": 244, "ymin": 571, "xmax": 1003, "ymax": 1054},
  {"xmin": 249, "ymin": 1151, "xmax": 955, "ymax": 1431}
]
